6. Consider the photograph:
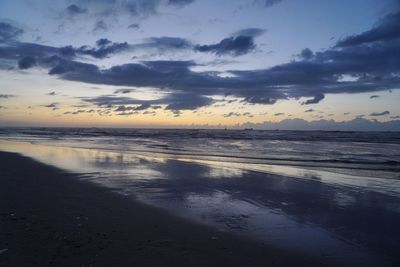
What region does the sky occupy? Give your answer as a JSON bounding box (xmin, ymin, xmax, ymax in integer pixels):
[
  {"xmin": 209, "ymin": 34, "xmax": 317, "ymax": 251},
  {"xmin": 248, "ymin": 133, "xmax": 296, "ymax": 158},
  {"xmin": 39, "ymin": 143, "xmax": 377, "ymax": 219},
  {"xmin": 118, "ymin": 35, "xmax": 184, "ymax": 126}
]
[{"xmin": 0, "ymin": 0, "xmax": 400, "ymax": 129}]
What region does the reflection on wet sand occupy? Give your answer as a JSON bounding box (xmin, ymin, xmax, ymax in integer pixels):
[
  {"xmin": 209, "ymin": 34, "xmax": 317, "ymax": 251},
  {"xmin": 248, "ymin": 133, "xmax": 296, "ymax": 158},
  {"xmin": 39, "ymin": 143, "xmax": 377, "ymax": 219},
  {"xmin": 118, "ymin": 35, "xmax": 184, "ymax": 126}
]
[{"xmin": 0, "ymin": 140, "xmax": 399, "ymax": 266}]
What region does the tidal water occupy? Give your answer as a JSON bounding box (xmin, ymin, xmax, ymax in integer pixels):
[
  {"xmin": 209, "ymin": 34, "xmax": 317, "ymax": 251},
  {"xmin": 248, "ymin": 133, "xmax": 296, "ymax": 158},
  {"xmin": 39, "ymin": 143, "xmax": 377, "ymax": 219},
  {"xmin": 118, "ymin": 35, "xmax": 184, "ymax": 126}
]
[{"xmin": 1, "ymin": 128, "xmax": 399, "ymax": 266}]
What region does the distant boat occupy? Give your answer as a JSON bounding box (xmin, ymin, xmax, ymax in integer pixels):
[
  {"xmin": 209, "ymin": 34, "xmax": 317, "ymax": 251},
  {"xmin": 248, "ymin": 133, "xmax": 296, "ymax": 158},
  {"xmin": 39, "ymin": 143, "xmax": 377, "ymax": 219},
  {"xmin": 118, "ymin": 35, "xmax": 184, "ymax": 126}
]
[{"xmin": 244, "ymin": 128, "xmax": 254, "ymax": 130}]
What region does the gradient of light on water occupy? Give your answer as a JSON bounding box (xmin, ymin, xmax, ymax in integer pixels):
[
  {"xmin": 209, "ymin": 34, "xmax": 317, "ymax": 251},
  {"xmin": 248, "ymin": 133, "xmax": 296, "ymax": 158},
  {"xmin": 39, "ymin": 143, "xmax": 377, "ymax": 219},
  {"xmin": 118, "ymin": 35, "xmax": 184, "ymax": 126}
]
[{"xmin": 1, "ymin": 129, "xmax": 400, "ymax": 266}]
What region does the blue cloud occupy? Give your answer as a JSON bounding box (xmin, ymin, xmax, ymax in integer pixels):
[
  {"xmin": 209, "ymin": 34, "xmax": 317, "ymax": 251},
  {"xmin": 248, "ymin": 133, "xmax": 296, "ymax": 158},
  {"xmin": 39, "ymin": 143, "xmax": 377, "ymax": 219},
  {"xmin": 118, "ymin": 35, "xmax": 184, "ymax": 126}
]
[
  {"xmin": 370, "ymin": 111, "xmax": 390, "ymax": 116},
  {"xmin": 0, "ymin": 22, "xmax": 23, "ymax": 42}
]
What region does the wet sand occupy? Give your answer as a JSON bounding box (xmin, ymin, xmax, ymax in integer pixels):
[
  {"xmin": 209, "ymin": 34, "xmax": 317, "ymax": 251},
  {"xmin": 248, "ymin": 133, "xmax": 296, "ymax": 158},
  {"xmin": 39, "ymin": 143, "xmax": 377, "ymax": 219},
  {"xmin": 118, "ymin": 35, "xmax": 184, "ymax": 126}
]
[{"xmin": 0, "ymin": 151, "xmax": 339, "ymax": 267}]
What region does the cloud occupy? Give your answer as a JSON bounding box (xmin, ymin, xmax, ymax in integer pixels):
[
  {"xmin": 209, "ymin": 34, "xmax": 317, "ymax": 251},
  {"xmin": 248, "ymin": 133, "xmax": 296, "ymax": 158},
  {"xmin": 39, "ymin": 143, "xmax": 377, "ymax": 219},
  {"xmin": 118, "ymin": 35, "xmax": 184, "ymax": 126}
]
[
  {"xmin": 0, "ymin": 94, "xmax": 15, "ymax": 98},
  {"xmin": 42, "ymin": 103, "xmax": 58, "ymax": 108},
  {"xmin": 93, "ymin": 20, "xmax": 108, "ymax": 32},
  {"xmin": 302, "ymin": 94, "xmax": 325, "ymax": 105},
  {"xmin": 369, "ymin": 111, "xmax": 390, "ymax": 116},
  {"xmin": 66, "ymin": 4, "xmax": 87, "ymax": 15},
  {"xmin": 167, "ymin": 0, "xmax": 195, "ymax": 6},
  {"xmin": 59, "ymin": 46, "xmax": 76, "ymax": 58},
  {"xmin": 47, "ymin": 91, "xmax": 57, "ymax": 96},
  {"xmin": 62, "ymin": 37, "xmax": 192, "ymax": 59},
  {"xmin": 299, "ymin": 48, "xmax": 313, "ymax": 60},
  {"xmin": 223, "ymin": 112, "xmax": 241, "ymax": 117},
  {"xmin": 82, "ymin": 92, "xmax": 214, "ymax": 111},
  {"xmin": 42, "ymin": 36, "xmax": 400, "ymax": 105},
  {"xmin": 116, "ymin": 111, "xmax": 139, "ymax": 116},
  {"xmin": 143, "ymin": 37, "xmax": 192, "ymax": 50},
  {"xmin": 0, "ymin": 42, "xmax": 63, "ymax": 62},
  {"xmin": 223, "ymin": 112, "xmax": 253, "ymax": 117},
  {"xmin": 128, "ymin": 23, "xmax": 140, "ymax": 30},
  {"xmin": 96, "ymin": 38, "xmax": 112, "ymax": 47},
  {"xmin": 274, "ymin": 112, "xmax": 284, "ymax": 116},
  {"xmin": 115, "ymin": 103, "xmax": 150, "ymax": 111},
  {"xmin": 64, "ymin": 108, "xmax": 96, "ymax": 115},
  {"xmin": 233, "ymin": 28, "xmax": 265, "ymax": 37},
  {"xmin": 195, "ymin": 35, "xmax": 256, "ymax": 56},
  {"xmin": 67, "ymin": 0, "xmax": 195, "ymax": 20},
  {"xmin": 337, "ymin": 11, "xmax": 400, "ymax": 47},
  {"xmin": 114, "ymin": 89, "xmax": 135, "ymax": 94},
  {"xmin": 18, "ymin": 56, "xmax": 36, "ymax": 69},
  {"xmin": 2, "ymin": 9, "xmax": 400, "ymax": 109},
  {"xmin": 77, "ymin": 39, "xmax": 129, "ymax": 58},
  {"xmin": 253, "ymin": 0, "xmax": 283, "ymax": 8},
  {"xmin": 164, "ymin": 93, "xmax": 214, "ymax": 110},
  {"xmin": 304, "ymin": 109, "xmax": 314, "ymax": 113},
  {"xmin": 369, "ymin": 95, "xmax": 380, "ymax": 99},
  {"xmin": 0, "ymin": 22, "xmax": 23, "ymax": 42}
]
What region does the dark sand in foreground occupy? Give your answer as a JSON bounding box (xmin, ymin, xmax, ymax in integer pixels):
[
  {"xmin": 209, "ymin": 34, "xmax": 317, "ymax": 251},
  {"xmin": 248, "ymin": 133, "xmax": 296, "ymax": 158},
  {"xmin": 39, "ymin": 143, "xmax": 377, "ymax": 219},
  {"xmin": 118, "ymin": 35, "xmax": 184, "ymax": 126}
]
[{"xmin": 0, "ymin": 151, "xmax": 336, "ymax": 266}]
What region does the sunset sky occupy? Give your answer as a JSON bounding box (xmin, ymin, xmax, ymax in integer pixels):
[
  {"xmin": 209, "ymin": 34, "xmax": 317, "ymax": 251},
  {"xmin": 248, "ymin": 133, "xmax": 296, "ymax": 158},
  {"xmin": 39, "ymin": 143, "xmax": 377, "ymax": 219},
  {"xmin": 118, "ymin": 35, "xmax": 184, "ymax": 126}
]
[{"xmin": 0, "ymin": 0, "xmax": 400, "ymax": 128}]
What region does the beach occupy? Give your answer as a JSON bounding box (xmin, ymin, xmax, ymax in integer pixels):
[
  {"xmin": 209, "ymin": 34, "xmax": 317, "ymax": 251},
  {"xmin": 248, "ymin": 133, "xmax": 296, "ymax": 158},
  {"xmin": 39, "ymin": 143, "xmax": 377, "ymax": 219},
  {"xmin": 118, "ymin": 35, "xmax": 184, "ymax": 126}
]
[
  {"xmin": 0, "ymin": 151, "xmax": 334, "ymax": 267},
  {"xmin": 0, "ymin": 129, "xmax": 399, "ymax": 267}
]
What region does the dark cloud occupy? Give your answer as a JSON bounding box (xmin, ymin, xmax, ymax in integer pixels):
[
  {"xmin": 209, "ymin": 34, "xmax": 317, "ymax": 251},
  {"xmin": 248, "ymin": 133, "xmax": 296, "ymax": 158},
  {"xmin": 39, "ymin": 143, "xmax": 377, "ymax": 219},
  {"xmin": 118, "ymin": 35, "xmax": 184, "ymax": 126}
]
[
  {"xmin": 46, "ymin": 55, "xmax": 100, "ymax": 75},
  {"xmin": 96, "ymin": 38, "xmax": 112, "ymax": 47},
  {"xmin": 42, "ymin": 103, "xmax": 58, "ymax": 108},
  {"xmin": 144, "ymin": 37, "xmax": 192, "ymax": 50},
  {"xmin": 83, "ymin": 92, "xmax": 214, "ymax": 111},
  {"xmin": 223, "ymin": 112, "xmax": 253, "ymax": 118},
  {"xmin": 337, "ymin": 12, "xmax": 400, "ymax": 47},
  {"xmin": 369, "ymin": 95, "xmax": 380, "ymax": 99},
  {"xmin": 77, "ymin": 39, "xmax": 129, "ymax": 58},
  {"xmin": 243, "ymin": 112, "xmax": 253, "ymax": 117},
  {"xmin": 305, "ymin": 109, "xmax": 314, "ymax": 113},
  {"xmin": 233, "ymin": 28, "xmax": 265, "ymax": 37},
  {"xmin": 143, "ymin": 110, "xmax": 156, "ymax": 115},
  {"xmin": 60, "ymin": 37, "xmax": 192, "ymax": 60},
  {"xmin": 135, "ymin": 104, "xmax": 151, "ymax": 111},
  {"xmin": 254, "ymin": 0, "xmax": 283, "ymax": 8},
  {"xmin": 69, "ymin": 0, "xmax": 195, "ymax": 19},
  {"xmin": 164, "ymin": 93, "xmax": 214, "ymax": 110},
  {"xmin": 128, "ymin": 23, "xmax": 140, "ymax": 30},
  {"xmin": 299, "ymin": 48, "xmax": 313, "ymax": 60},
  {"xmin": 0, "ymin": 22, "xmax": 23, "ymax": 42},
  {"xmin": 302, "ymin": 94, "xmax": 325, "ymax": 105},
  {"xmin": 64, "ymin": 109, "xmax": 95, "ymax": 115},
  {"xmin": 59, "ymin": 46, "xmax": 76, "ymax": 58},
  {"xmin": 0, "ymin": 42, "xmax": 64, "ymax": 62},
  {"xmin": 18, "ymin": 56, "xmax": 36, "ymax": 69},
  {"xmin": 93, "ymin": 20, "xmax": 108, "ymax": 32},
  {"xmin": 66, "ymin": 4, "xmax": 87, "ymax": 15},
  {"xmin": 167, "ymin": 0, "xmax": 195, "ymax": 6},
  {"xmin": 2, "ymin": 9, "xmax": 400, "ymax": 110},
  {"xmin": 370, "ymin": 111, "xmax": 390, "ymax": 116},
  {"xmin": 0, "ymin": 94, "xmax": 15, "ymax": 98},
  {"xmin": 42, "ymin": 32, "xmax": 400, "ymax": 105},
  {"xmin": 115, "ymin": 103, "xmax": 150, "ymax": 111},
  {"xmin": 113, "ymin": 89, "xmax": 135, "ymax": 94},
  {"xmin": 223, "ymin": 112, "xmax": 241, "ymax": 117},
  {"xmin": 274, "ymin": 112, "xmax": 284, "ymax": 116},
  {"xmin": 195, "ymin": 35, "xmax": 256, "ymax": 56},
  {"xmin": 47, "ymin": 91, "xmax": 57, "ymax": 96},
  {"xmin": 116, "ymin": 111, "xmax": 139, "ymax": 116}
]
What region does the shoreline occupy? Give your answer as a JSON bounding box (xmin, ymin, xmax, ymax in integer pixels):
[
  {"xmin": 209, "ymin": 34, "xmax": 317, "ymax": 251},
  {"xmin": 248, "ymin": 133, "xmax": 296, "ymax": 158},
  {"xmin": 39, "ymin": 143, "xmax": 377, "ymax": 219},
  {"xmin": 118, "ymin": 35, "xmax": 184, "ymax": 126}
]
[{"xmin": 0, "ymin": 151, "xmax": 336, "ymax": 266}]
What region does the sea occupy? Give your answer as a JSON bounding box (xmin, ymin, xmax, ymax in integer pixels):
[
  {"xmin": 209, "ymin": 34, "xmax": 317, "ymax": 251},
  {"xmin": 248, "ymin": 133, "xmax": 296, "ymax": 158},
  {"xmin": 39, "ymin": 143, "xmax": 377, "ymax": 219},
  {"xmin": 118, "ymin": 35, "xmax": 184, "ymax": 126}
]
[{"xmin": 1, "ymin": 127, "xmax": 400, "ymax": 266}]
